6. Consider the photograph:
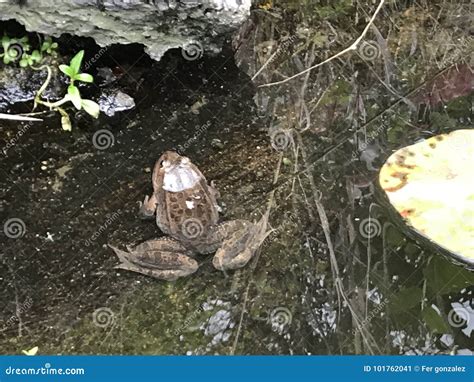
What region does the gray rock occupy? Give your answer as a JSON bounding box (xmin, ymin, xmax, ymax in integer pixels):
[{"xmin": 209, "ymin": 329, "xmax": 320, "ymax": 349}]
[
  {"xmin": 0, "ymin": 0, "xmax": 251, "ymax": 61},
  {"xmin": 0, "ymin": 59, "xmax": 64, "ymax": 111},
  {"xmin": 98, "ymin": 89, "xmax": 135, "ymax": 116}
]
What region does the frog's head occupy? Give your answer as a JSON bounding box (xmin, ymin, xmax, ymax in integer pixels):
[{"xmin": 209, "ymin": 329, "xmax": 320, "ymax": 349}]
[
  {"xmin": 157, "ymin": 151, "xmax": 190, "ymax": 172},
  {"xmin": 155, "ymin": 151, "xmax": 201, "ymax": 192}
]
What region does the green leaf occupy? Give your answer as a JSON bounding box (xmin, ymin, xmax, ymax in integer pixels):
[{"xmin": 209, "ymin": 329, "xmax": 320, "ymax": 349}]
[
  {"xmin": 19, "ymin": 58, "xmax": 28, "ymax": 68},
  {"xmin": 41, "ymin": 38, "xmax": 58, "ymax": 54},
  {"xmin": 75, "ymin": 73, "xmax": 94, "ymax": 83},
  {"xmin": 41, "ymin": 38, "xmax": 51, "ymax": 52},
  {"xmin": 422, "ymin": 306, "xmax": 450, "ymax": 334},
  {"xmin": 67, "ymin": 85, "xmax": 82, "ymax": 110},
  {"xmin": 31, "ymin": 50, "xmax": 42, "ymax": 62},
  {"xmin": 1, "ymin": 35, "xmax": 10, "ymax": 50},
  {"xmin": 81, "ymin": 99, "xmax": 100, "ymax": 118},
  {"xmin": 389, "ymin": 286, "xmax": 423, "ymax": 313},
  {"xmin": 69, "ymin": 50, "xmax": 84, "ymax": 76},
  {"xmin": 59, "ymin": 64, "xmax": 73, "ymax": 78},
  {"xmin": 423, "ymin": 256, "xmax": 474, "ymax": 296}
]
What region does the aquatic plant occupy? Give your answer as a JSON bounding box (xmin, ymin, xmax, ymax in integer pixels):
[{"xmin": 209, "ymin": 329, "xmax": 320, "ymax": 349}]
[
  {"xmin": 0, "ymin": 35, "xmax": 57, "ymax": 67},
  {"xmin": 34, "ymin": 50, "xmax": 100, "ymax": 130},
  {"xmin": 1, "ymin": 35, "xmax": 99, "ymax": 130}
]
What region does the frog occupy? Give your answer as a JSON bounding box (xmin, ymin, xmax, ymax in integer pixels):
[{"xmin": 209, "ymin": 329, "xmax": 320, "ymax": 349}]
[{"xmin": 109, "ymin": 151, "xmax": 270, "ymax": 281}]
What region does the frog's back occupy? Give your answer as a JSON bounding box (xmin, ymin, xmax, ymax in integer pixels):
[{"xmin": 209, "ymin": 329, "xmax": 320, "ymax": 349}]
[{"xmin": 156, "ymin": 179, "xmax": 219, "ymax": 250}]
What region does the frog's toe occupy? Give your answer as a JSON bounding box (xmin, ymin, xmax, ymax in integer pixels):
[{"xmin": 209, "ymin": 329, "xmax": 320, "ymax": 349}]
[
  {"xmin": 108, "ymin": 242, "xmax": 198, "ymax": 281},
  {"xmin": 138, "ymin": 194, "xmax": 157, "ymax": 219},
  {"xmin": 212, "ymin": 221, "xmax": 272, "ymax": 271},
  {"xmin": 212, "ymin": 209, "xmax": 274, "ymax": 272},
  {"xmin": 213, "ymin": 247, "xmax": 254, "ymax": 271}
]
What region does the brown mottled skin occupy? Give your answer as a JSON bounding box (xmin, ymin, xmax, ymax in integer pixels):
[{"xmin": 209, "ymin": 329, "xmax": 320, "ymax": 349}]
[{"xmin": 110, "ymin": 151, "xmax": 269, "ymax": 281}]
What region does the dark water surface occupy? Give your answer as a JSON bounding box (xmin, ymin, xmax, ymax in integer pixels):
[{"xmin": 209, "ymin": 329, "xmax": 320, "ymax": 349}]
[{"xmin": 1, "ymin": 0, "xmax": 473, "ymax": 354}]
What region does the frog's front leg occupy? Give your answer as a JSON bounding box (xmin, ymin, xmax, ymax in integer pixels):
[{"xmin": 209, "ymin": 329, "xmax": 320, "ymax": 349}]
[
  {"xmin": 210, "ymin": 217, "xmax": 271, "ymax": 271},
  {"xmin": 138, "ymin": 193, "xmax": 158, "ymax": 219},
  {"xmin": 109, "ymin": 238, "xmax": 198, "ymax": 281}
]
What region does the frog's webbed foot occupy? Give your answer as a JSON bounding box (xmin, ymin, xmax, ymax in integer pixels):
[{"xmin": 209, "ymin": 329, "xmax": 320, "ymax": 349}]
[
  {"xmin": 109, "ymin": 238, "xmax": 198, "ymax": 281},
  {"xmin": 138, "ymin": 194, "xmax": 157, "ymax": 220},
  {"xmin": 211, "ymin": 214, "xmax": 272, "ymax": 271}
]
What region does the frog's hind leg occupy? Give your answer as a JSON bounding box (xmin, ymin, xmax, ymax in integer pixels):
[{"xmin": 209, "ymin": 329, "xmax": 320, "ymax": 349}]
[
  {"xmin": 211, "ymin": 215, "xmax": 272, "ymax": 271},
  {"xmin": 109, "ymin": 238, "xmax": 198, "ymax": 281}
]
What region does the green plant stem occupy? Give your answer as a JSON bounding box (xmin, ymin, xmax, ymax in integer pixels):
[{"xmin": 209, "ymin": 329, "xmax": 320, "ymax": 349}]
[
  {"xmin": 30, "ymin": 64, "xmax": 51, "ymax": 107},
  {"xmin": 36, "ymin": 97, "xmax": 70, "ymax": 109},
  {"xmin": 30, "ymin": 64, "xmax": 70, "ymax": 110}
]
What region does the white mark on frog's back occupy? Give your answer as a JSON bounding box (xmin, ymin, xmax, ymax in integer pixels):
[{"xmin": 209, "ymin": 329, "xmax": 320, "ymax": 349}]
[
  {"xmin": 163, "ymin": 167, "xmax": 201, "ymax": 192},
  {"xmin": 186, "ymin": 200, "xmax": 195, "ymax": 209}
]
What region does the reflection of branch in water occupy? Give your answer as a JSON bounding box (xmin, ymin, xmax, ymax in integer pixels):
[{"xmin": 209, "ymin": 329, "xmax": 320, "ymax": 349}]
[
  {"xmin": 231, "ymin": 152, "xmax": 282, "ymax": 355},
  {"xmin": 296, "ymin": 132, "xmax": 380, "ymax": 354},
  {"xmin": 265, "ymin": 61, "xmax": 462, "ymax": 198},
  {"xmin": 259, "ymin": 0, "xmax": 387, "ymax": 88}
]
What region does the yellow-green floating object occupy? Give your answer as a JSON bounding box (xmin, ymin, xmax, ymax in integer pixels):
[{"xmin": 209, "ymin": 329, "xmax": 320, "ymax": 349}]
[{"xmin": 379, "ymin": 129, "xmax": 474, "ymax": 267}]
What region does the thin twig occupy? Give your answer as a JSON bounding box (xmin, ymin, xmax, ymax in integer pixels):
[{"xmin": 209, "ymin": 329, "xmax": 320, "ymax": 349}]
[
  {"xmin": 259, "ymin": 0, "xmax": 386, "ymax": 88},
  {"xmin": 0, "ymin": 113, "xmax": 43, "ymax": 122}
]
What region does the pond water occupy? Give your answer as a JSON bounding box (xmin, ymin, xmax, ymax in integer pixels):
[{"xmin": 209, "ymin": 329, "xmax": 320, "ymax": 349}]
[{"xmin": 0, "ymin": 0, "xmax": 473, "ymax": 355}]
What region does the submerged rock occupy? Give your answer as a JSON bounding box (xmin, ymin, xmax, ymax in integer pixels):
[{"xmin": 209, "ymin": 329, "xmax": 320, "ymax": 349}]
[
  {"xmin": 98, "ymin": 89, "xmax": 136, "ymax": 117},
  {"xmin": 0, "ymin": 0, "xmax": 252, "ymax": 61},
  {"xmin": 0, "ymin": 59, "xmax": 65, "ymax": 111}
]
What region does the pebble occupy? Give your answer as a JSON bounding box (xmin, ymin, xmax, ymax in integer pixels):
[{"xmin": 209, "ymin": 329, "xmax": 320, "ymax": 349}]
[{"xmin": 211, "ymin": 138, "xmax": 224, "ymax": 149}]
